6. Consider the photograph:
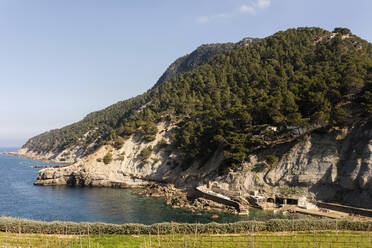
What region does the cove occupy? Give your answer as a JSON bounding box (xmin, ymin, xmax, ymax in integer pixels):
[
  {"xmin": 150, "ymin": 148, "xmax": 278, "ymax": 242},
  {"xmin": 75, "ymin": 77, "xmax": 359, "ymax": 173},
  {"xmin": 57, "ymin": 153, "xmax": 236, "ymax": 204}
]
[{"xmin": 0, "ymin": 148, "xmax": 285, "ymax": 224}]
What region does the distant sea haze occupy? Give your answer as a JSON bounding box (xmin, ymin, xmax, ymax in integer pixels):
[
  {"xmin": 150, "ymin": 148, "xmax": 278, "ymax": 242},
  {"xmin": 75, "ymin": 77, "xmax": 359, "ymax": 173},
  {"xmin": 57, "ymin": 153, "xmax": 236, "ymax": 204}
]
[{"xmin": 0, "ymin": 147, "xmax": 19, "ymax": 152}]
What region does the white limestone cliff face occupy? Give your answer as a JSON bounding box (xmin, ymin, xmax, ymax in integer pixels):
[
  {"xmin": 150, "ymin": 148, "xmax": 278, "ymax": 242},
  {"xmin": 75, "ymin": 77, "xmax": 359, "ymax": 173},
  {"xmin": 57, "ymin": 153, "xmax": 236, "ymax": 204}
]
[
  {"xmin": 32, "ymin": 121, "xmax": 223, "ymax": 188},
  {"xmin": 210, "ymin": 123, "xmax": 372, "ymax": 208},
  {"xmin": 27, "ymin": 121, "xmax": 372, "ymax": 208}
]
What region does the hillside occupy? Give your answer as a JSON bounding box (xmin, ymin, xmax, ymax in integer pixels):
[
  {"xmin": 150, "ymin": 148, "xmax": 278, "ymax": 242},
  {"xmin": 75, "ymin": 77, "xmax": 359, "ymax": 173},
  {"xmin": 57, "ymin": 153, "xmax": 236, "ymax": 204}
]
[
  {"xmin": 18, "ymin": 27, "xmax": 372, "ymax": 208},
  {"xmin": 21, "ymin": 37, "xmax": 259, "ymax": 161}
]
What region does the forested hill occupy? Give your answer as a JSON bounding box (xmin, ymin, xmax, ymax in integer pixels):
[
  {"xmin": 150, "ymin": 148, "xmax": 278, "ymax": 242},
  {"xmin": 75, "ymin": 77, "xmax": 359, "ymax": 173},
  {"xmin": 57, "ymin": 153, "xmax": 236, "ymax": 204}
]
[
  {"xmin": 153, "ymin": 37, "xmax": 259, "ymax": 88},
  {"xmin": 22, "ymin": 27, "xmax": 372, "ymax": 174}
]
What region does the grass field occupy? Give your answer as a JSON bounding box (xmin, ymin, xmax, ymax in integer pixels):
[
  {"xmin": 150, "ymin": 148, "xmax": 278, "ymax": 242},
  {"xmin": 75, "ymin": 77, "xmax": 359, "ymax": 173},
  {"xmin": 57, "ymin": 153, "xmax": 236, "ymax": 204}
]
[{"xmin": 1, "ymin": 230, "xmax": 372, "ymax": 247}]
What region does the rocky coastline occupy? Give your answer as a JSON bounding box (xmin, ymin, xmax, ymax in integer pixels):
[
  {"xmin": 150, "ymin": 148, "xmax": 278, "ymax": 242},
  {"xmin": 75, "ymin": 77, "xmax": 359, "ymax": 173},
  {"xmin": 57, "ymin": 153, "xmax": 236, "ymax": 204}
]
[
  {"xmin": 12, "ymin": 121, "xmax": 372, "ymax": 214},
  {"xmin": 137, "ymin": 183, "xmax": 239, "ymax": 215}
]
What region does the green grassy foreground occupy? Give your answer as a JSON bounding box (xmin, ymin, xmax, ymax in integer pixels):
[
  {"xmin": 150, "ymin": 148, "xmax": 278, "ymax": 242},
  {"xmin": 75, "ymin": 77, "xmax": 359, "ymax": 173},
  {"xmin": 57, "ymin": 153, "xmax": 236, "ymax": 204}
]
[{"xmin": 1, "ymin": 231, "xmax": 372, "ymax": 248}]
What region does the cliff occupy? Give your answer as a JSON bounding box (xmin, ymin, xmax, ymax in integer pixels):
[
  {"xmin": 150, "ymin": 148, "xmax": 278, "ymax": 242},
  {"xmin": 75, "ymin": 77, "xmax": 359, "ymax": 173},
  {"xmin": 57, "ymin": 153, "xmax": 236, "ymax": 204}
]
[
  {"xmin": 30, "ymin": 120, "xmax": 372, "ymax": 208},
  {"xmin": 32, "ymin": 120, "xmax": 222, "ymax": 188}
]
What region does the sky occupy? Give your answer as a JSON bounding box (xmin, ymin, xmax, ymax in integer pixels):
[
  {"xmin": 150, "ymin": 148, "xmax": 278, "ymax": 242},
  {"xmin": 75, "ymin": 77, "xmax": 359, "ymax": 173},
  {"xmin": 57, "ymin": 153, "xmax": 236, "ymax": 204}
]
[{"xmin": 0, "ymin": 0, "xmax": 371, "ymax": 147}]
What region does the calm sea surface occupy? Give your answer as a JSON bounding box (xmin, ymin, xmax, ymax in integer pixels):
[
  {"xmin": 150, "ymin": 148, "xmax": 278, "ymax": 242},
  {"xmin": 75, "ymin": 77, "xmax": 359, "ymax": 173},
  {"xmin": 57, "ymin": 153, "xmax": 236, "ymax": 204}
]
[{"xmin": 0, "ymin": 147, "xmax": 284, "ymax": 224}]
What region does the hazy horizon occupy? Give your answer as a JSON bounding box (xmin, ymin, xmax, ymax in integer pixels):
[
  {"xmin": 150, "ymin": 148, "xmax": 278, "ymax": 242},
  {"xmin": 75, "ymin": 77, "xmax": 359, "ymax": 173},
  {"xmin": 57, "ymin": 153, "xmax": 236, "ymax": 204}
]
[{"xmin": 1, "ymin": 0, "xmax": 371, "ymax": 147}]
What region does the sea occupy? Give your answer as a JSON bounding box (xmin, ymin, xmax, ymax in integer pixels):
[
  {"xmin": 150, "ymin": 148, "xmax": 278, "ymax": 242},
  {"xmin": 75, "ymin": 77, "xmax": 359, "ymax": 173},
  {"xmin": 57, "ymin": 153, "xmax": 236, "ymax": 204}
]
[{"xmin": 0, "ymin": 147, "xmax": 285, "ymax": 225}]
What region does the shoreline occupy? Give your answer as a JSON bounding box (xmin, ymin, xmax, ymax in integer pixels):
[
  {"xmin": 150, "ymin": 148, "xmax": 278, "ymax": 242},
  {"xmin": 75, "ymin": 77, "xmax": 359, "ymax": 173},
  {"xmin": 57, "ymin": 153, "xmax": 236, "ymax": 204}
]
[
  {"xmin": 10, "ymin": 150, "xmax": 246, "ymax": 215},
  {"xmin": 6, "ymin": 149, "xmax": 247, "ymax": 216},
  {"xmin": 4, "ymin": 150, "xmax": 372, "ymax": 222}
]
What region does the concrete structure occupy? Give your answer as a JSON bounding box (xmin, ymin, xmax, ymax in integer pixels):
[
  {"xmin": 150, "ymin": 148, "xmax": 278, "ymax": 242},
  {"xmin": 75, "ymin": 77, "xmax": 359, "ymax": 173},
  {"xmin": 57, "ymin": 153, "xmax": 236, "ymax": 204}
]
[
  {"xmin": 195, "ymin": 186, "xmax": 244, "ymax": 213},
  {"xmin": 316, "ymin": 201, "xmax": 372, "ymax": 218},
  {"xmin": 247, "ymin": 193, "xmax": 305, "ymax": 209}
]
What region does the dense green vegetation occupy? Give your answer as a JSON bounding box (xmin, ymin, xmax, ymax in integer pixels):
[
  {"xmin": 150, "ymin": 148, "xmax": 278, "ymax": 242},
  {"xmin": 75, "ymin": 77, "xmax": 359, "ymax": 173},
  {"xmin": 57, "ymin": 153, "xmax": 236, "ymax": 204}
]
[
  {"xmin": 23, "ymin": 27, "xmax": 372, "ymax": 174},
  {"xmin": 359, "ymin": 72, "xmax": 372, "ymax": 115},
  {"xmin": 153, "ymin": 37, "xmax": 259, "ymax": 88},
  {"xmin": 2, "ymin": 217, "xmax": 372, "ymax": 235}
]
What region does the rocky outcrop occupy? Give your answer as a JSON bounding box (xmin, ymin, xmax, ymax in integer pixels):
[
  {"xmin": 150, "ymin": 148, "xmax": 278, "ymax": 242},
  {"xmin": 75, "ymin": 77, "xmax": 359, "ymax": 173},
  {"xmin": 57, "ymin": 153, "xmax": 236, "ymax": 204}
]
[
  {"xmin": 28, "ymin": 121, "xmax": 372, "ymax": 209},
  {"xmin": 138, "ymin": 183, "xmax": 238, "ymax": 214}
]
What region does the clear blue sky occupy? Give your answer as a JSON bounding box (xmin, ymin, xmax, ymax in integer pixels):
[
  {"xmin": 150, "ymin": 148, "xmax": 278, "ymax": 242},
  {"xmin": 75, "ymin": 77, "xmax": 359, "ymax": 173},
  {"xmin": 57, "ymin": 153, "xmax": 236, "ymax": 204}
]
[{"xmin": 1, "ymin": 0, "xmax": 371, "ymax": 147}]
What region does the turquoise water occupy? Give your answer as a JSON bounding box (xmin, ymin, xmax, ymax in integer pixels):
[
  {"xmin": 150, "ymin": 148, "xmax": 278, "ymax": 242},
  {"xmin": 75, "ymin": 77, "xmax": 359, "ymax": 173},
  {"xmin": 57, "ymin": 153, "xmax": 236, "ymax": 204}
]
[{"xmin": 0, "ymin": 147, "xmax": 284, "ymax": 224}]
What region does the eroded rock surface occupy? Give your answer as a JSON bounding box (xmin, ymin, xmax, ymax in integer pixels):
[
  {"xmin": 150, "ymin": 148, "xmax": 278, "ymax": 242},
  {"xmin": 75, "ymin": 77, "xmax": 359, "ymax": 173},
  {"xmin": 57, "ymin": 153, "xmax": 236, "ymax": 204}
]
[{"xmin": 28, "ymin": 122, "xmax": 372, "ymax": 209}]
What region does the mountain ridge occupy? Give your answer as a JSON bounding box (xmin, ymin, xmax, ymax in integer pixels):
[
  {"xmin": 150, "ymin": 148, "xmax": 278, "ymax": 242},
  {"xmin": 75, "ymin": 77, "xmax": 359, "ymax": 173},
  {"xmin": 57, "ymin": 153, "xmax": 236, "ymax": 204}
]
[{"xmin": 153, "ymin": 37, "xmax": 259, "ymax": 88}]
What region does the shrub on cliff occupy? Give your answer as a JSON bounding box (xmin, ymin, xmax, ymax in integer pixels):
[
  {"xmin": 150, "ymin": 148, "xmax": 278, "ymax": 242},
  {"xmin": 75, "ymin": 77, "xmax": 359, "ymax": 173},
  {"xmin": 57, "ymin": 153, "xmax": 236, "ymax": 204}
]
[
  {"xmin": 117, "ymin": 154, "xmax": 125, "ymax": 161},
  {"xmin": 113, "ymin": 138, "xmax": 124, "ymax": 149},
  {"xmin": 143, "ymin": 134, "xmax": 156, "ymax": 142},
  {"xmin": 139, "ymin": 146, "xmax": 153, "ymax": 160},
  {"xmin": 158, "ymin": 138, "xmax": 168, "ymax": 148},
  {"xmin": 265, "ymin": 155, "xmax": 279, "ymax": 167},
  {"xmin": 103, "ymin": 152, "xmax": 113, "ymax": 164}
]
